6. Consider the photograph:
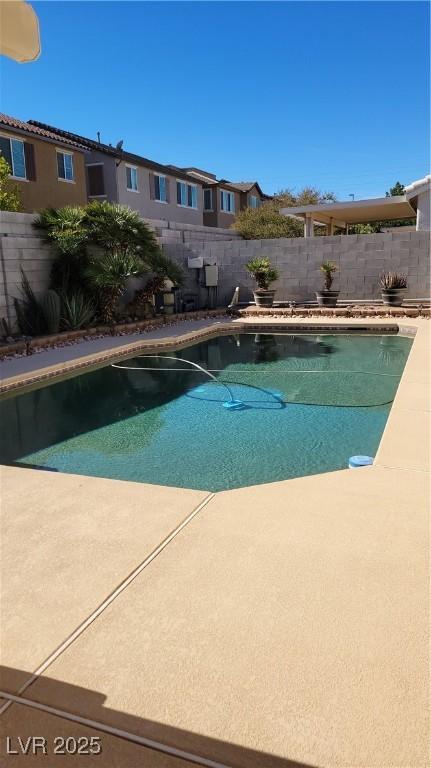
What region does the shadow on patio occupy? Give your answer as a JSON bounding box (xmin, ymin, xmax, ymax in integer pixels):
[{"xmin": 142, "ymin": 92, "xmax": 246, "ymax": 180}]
[{"xmin": 0, "ymin": 666, "xmax": 318, "ymax": 768}]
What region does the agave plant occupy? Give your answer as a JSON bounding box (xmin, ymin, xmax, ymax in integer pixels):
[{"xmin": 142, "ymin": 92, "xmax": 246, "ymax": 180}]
[
  {"xmin": 14, "ymin": 268, "xmax": 46, "ymax": 335},
  {"xmin": 61, "ymin": 292, "xmax": 96, "ymax": 330},
  {"xmin": 319, "ymin": 261, "xmax": 338, "ymax": 290},
  {"xmin": 379, "ymin": 272, "xmax": 408, "ymax": 289}
]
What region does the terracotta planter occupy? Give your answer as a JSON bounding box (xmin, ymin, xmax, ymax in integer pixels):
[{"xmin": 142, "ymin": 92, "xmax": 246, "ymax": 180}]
[
  {"xmin": 253, "ymin": 289, "xmax": 276, "ymax": 307},
  {"xmin": 315, "ymin": 290, "xmax": 339, "ymax": 308}
]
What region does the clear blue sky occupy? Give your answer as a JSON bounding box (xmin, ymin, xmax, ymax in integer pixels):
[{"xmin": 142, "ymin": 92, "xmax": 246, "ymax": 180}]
[{"xmin": 2, "ymin": 1, "xmax": 429, "ymax": 199}]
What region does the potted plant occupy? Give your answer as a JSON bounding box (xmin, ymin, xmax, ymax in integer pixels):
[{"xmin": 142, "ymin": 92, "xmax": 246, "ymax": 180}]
[
  {"xmin": 379, "ymin": 272, "xmax": 408, "ymax": 307},
  {"xmin": 246, "ymin": 257, "xmax": 279, "ymax": 307},
  {"xmin": 316, "ymin": 261, "xmax": 339, "ymax": 307}
]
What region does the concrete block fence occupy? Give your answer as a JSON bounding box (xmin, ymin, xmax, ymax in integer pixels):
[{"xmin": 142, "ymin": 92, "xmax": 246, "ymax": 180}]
[
  {"xmin": 1, "ymin": 211, "xmax": 429, "ymax": 333},
  {"xmin": 162, "ymin": 230, "xmax": 430, "ymax": 306},
  {"xmin": 0, "ymin": 212, "xmax": 241, "ymax": 331}
]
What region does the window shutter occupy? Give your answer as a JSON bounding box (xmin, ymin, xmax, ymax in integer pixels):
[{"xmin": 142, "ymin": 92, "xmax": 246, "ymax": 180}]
[
  {"xmin": 149, "ymin": 172, "xmax": 155, "ymax": 199},
  {"xmin": 87, "ymin": 165, "xmax": 105, "ymax": 196},
  {"xmin": 24, "ymin": 142, "xmax": 36, "ymax": 180},
  {"xmin": 164, "ymin": 177, "xmax": 170, "ymax": 203}
]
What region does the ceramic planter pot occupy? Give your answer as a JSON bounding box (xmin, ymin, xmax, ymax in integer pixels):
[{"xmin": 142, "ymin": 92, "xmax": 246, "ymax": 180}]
[
  {"xmin": 315, "ymin": 290, "xmax": 340, "ymax": 308},
  {"xmin": 381, "ymin": 288, "xmax": 407, "ymax": 307},
  {"xmin": 253, "ymin": 289, "xmax": 276, "ymax": 307}
]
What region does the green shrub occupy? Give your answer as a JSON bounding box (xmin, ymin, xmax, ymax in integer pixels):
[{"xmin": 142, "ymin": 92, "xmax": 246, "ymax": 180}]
[
  {"xmin": 234, "ymin": 204, "xmax": 303, "ymax": 240},
  {"xmin": 0, "ymin": 157, "xmax": 22, "ymax": 212}
]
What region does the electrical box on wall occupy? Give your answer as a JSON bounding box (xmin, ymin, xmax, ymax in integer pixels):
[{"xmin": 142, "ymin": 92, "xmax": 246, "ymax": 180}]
[
  {"xmin": 187, "ymin": 256, "xmax": 204, "ymax": 269},
  {"xmin": 205, "ymin": 265, "xmax": 218, "ymax": 287}
]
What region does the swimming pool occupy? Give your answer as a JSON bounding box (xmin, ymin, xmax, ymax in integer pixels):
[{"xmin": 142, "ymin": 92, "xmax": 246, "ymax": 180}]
[{"xmin": 0, "ymin": 333, "xmax": 411, "ymax": 491}]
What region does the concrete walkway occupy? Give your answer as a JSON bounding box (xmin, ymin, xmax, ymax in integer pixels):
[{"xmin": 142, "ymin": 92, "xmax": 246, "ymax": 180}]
[
  {"xmin": 0, "ymin": 317, "xmax": 231, "ymax": 380},
  {"xmin": 1, "ymin": 318, "xmax": 429, "ymax": 767}
]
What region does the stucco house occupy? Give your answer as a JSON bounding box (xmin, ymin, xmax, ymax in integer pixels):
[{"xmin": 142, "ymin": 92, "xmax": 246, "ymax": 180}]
[
  {"xmin": 0, "ymin": 113, "xmax": 87, "ymax": 212},
  {"xmin": 174, "ymin": 168, "xmax": 271, "ymax": 227},
  {"xmin": 28, "ymin": 121, "xmax": 205, "ymax": 226}
]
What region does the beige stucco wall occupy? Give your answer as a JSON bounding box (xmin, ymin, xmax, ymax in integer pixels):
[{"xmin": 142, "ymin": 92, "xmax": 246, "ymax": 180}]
[
  {"xmin": 1, "ymin": 130, "xmax": 87, "ymax": 213},
  {"xmin": 116, "ymin": 162, "xmax": 204, "ymax": 225},
  {"xmin": 203, "ymin": 185, "xmax": 241, "ymax": 229}
]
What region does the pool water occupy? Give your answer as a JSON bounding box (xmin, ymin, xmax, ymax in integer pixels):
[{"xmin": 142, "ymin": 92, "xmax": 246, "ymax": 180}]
[{"xmin": 0, "ymin": 333, "xmax": 411, "ymax": 491}]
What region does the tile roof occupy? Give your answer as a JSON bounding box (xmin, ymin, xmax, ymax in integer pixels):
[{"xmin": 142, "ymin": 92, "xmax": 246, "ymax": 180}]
[
  {"xmin": 28, "ymin": 121, "xmax": 203, "ymax": 183},
  {"xmin": 0, "ymin": 114, "xmax": 86, "ymax": 149}
]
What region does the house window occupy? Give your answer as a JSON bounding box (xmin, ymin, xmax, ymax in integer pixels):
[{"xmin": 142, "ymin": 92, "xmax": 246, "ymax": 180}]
[
  {"xmin": 126, "ymin": 165, "xmax": 138, "ymax": 191},
  {"xmin": 154, "ymin": 174, "xmax": 167, "ymax": 202},
  {"xmin": 87, "ymin": 164, "xmax": 105, "ymax": 197},
  {"xmin": 220, "ymin": 190, "xmax": 235, "ymax": 213},
  {"xmin": 203, "ymin": 189, "xmax": 213, "ymax": 211},
  {"xmin": 57, "ymin": 151, "xmax": 74, "ymax": 182},
  {"xmin": 177, "ymin": 181, "xmax": 198, "ymax": 209},
  {"xmin": 249, "ymin": 195, "xmax": 261, "ymax": 208},
  {"xmin": 0, "ymin": 136, "xmax": 26, "ymax": 178}
]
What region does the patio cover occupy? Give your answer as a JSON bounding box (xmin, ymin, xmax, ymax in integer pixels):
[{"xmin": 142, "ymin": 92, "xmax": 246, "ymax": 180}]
[
  {"xmin": 0, "ymin": 1, "xmax": 40, "ymax": 62},
  {"xmin": 280, "ymin": 195, "xmax": 416, "ymax": 235}
]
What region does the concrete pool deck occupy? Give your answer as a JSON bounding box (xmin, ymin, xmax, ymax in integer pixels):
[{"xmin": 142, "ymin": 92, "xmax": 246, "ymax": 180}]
[{"xmin": 0, "ymin": 317, "xmax": 430, "ymax": 766}]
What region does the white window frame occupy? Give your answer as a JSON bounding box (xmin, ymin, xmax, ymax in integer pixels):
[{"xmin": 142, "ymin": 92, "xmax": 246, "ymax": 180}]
[
  {"xmin": 0, "ymin": 133, "xmax": 27, "ymax": 180},
  {"xmin": 126, "ymin": 164, "xmax": 139, "ymax": 192},
  {"xmin": 176, "ymin": 180, "xmax": 198, "ymax": 209},
  {"xmin": 154, "ymin": 173, "xmax": 168, "ymax": 203},
  {"xmin": 203, "ymin": 188, "xmax": 213, "ymax": 212},
  {"xmin": 220, "ymin": 189, "xmax": 235, "ymax": 214},
  {"xmin": 56, "ymin": 149, "xmax": 75, "ymax": 183}
]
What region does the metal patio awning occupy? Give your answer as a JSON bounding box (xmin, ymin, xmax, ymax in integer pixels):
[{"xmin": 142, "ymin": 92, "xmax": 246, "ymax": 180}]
[{"xmin": 280, "ymin": 195, "xmax": 416, "ymax": 230}]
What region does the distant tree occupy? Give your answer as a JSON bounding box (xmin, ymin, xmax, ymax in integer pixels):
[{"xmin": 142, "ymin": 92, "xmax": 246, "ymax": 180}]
[
  {"xmin": 234, "ymin": 186, "xmax": 336, "ymax": 239},
  {"xmin": 386, "ymin": 181, "xmax": 405, "ymax": 197},
  {"xmin": 0, "ymin": 157, "xmax": 22, "ymax": 211}
]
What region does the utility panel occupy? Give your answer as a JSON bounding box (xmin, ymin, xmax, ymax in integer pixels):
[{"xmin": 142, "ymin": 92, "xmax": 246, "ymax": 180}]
[
  {"xmin": 205, "ymin": 265, "xmax": 219, "ymax": 287},
  {"xmin": 188, "ymin": 256, "xmax": 204, "ymax": 269}
]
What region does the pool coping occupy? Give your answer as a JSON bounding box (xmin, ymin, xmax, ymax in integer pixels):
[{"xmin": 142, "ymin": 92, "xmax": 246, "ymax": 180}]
[{"xmin": 0, "ymin": 318, "xmax": 414, "ymax": 397}]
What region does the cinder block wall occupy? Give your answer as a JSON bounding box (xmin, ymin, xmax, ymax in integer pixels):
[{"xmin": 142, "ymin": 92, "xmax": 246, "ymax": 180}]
[
  {"xmin": 0, "ymin": 212, "xmax": 52, "ymax": 334},
  {"xmin": 162, "ymin": 231, "xmax": 430, "ymax": 306},
  {"xmin": 1, "ymin": 211, "xmax": 429, "ymax": 334},
  {"xmin": 0, "ymin": 212, "xmax": 241, "ymax": 332}
]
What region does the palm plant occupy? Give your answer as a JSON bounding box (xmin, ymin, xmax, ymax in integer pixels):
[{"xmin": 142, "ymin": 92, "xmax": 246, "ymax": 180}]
[
  {"xmin": 144, "ymin": 249, "xmax": 183, "ymax": 287},
  {"xmin": 85, "ymin": 201, "xmax": 160, "ymax": 262},
  {"xmin": 85, "ymin": 202, "xmax": 183, "ymax": 320},
  {"xmin": 319, "ymin": 261, "xmax": 338, "ymax": 290},
  {"xmin": 34, "ymin": 207, "xmax": 89, "ymax": 293},
  {"xmin": 246, "ymin": 257, "xmax": 279, "ymax": 290},
  {"xmin": 85, "ymin": 252, "xmax": 144, "ymax": 323}
]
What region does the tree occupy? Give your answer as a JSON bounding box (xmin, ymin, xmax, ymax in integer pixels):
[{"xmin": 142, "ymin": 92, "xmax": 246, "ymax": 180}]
[
  {"xmin": 386, "ymin": 181, "xmax": 405, "ymax": 197},
  {"xmin": 234, "ymin": 186, "xmax": 336, "ymax": 240},
  {"xmin": 0, "ymin": 157, "xmax": 22, "ymax": 211}
]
